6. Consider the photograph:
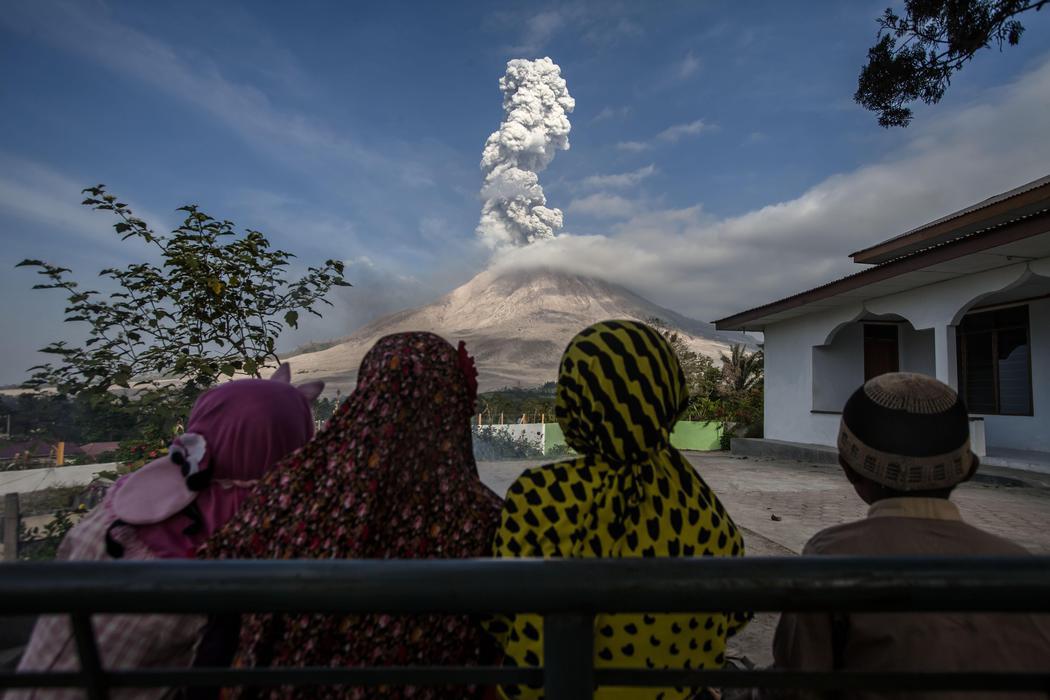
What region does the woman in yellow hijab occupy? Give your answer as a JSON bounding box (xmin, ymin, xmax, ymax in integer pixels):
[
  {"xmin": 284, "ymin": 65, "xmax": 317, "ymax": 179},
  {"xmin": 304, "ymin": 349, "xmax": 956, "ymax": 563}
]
[{"xmin": 486, "ymin": 320, "xmax": 749, "ymax": 699}]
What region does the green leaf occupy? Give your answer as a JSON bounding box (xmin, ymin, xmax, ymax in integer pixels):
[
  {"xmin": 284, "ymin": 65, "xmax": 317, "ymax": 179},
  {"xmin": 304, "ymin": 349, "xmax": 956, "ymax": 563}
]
[{"xmin": 284, "ymin": 310, "xmax": 299, "ymax": 328}]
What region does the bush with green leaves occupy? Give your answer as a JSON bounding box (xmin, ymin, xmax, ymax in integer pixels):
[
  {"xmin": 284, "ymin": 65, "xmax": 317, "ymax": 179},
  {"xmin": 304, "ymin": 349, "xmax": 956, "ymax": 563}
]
[
  {"xmin": 472, "ymin": 425, "xmax": 546, "ymax": 461},
  {"xmin": 18, "ymin": 185, "xmax": 350, "ymax": 438},
  {"xmin": 17, "ymin": 506, "xmax": 83, "ymax": 560}
]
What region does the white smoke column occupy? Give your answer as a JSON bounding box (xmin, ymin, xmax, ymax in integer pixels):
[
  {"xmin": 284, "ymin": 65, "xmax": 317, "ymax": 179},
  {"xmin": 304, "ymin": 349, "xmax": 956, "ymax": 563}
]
[{"xmin": 476, "ymin": 57, "xmax": 575, "ymax": 249}]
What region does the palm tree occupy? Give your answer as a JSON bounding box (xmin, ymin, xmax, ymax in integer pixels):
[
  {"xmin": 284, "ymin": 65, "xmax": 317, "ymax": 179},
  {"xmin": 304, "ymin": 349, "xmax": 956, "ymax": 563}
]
[{"xmin": 720, "ymin": 344, "xmax": 764, "ymax": 394}]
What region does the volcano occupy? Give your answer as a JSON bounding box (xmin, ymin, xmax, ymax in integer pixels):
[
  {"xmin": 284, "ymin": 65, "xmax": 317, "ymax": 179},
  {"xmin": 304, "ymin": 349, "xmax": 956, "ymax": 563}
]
[{"xmin": 284, "ymin": 268, "xmax": 754, "ymax": 394}]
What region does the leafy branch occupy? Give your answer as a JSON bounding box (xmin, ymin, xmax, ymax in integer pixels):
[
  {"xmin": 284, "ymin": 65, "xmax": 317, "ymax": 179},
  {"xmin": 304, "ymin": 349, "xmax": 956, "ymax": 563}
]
[
  {"xmin": 18, "ymin": 185, "xmax": 349, "ymax": 436},
  {"xmin": 855, "ymin": 0, "xmax": 1047, "ymax": 127}
]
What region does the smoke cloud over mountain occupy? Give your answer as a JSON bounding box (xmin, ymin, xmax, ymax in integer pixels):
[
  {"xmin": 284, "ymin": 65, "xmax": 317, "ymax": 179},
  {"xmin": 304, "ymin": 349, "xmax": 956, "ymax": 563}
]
[{"xmin": 476, "ymin": 57, "xmax": 575, "ymax": 249}]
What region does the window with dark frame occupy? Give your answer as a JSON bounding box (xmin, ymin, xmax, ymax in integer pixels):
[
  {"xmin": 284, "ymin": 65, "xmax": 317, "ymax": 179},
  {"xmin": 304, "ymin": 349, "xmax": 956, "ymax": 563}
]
[
  {"xmin": 956, "ymin": 305, "xmax": 1033, "ymax": 416},
  {"xmin": 863, "ymin": 323, "xmax": 900, "ymax": 381}
]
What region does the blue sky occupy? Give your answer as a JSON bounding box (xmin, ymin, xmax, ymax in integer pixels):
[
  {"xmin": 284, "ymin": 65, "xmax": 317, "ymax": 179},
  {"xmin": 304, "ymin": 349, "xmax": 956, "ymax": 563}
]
[{"xmin": 2, "ymin": 0, "xmax": 1050, "ymax": 384}]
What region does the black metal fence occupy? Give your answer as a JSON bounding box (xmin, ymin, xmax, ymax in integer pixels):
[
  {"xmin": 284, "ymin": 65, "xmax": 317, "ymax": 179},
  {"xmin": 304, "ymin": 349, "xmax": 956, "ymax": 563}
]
[{"xmin": 2, "ymin": 557, "xmax": 1049, "ymax": 698}]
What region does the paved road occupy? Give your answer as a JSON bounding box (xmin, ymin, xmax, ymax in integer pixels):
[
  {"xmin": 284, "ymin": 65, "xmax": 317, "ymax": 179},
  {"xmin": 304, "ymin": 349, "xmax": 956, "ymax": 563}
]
[{"xmin": 477, "ymin": 452, "xmax": 1050, "ymax": 665}]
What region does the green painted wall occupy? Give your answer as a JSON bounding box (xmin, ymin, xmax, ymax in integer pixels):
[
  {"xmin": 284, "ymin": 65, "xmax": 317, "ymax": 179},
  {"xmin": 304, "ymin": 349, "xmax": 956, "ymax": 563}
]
[
  {"xmin": 669, "ymin": 421, "xmax": 722, "ymax": 451},
  {"xmin": 542, "ymin": 421, "xmax": 720, "ymax": 454},
  {"xmin": 543, "ymin": 422, "xmax": 567, "ymax": 454}
]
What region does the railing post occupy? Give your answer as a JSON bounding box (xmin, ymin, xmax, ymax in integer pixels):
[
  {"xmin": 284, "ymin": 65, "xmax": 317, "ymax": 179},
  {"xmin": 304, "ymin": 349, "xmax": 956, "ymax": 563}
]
[
  {"xmin": 3, "ymin": 493, "xmax": 19, "ymax": 561},
  {"xmin": 72, "ymin": 613, "xmax": 109, "ymax": 700},
  {"xmin": 544, "ymin": 613, "xmax": 594, "ymax": 700}
]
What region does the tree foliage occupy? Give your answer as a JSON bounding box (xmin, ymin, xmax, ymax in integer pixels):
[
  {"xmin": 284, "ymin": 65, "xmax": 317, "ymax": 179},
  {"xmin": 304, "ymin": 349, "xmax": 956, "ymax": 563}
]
[
  {"xmin": 648, "ymin": 319, "xmax": 764, "ymax": 443},
  {"xmin": 478, "ymin": 383, "xmax": 557, "ymax": 423},
  {"xmin": 720, "ymin": 344, "xmax": 764, "ymax": 395},
  {"xmin": 17, "ymin": 185, "xmax": 350, "ymax": 437},
  {"xmin": 647, "ymin": 318, "xmax": 723, "ymax": 419},
  {"xmin": 856, "ymin": 0, "xmax": 1047, "ymax": 127}
]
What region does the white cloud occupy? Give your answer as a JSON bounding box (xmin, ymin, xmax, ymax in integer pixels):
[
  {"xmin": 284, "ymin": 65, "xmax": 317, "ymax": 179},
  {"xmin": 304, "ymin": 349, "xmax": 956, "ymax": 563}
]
[
  {"xmin": 593, "ymin": 105, "xmax": 631, "ymax": 122},
  {"xmin": 657, "ymin": 119, "xmax": 712, "ymax": 142},
  {"xmin": 677, "ymin": 51, "xmax": 701, "ymax": 79},
  {"xmin": 567, "ymin": 192, "xmax": 641, "ymax": 219},
  {"xmin": 0, "ymin": 2, "xmax": 421, "ymax": 187},
  {"xmin": 508, "ymin": 9, "xmax": 569, "ymax": 54},
  {"xmin": 498, "ymin": 4, "xmax": 643, "ymax": 54},
  {"xmin": 579, "ymin": 165, "xmax": 656, "ymax": 190},
  {"xmin": 615, "ymin": 120, "xmax": 712, "ymax": 152},
  {"xmin": 583, "ymin": 16, "xmax": 644, "ymax": 46},
  {"xmin": 495, "ymin": 55, "xmax": 1050, "ymax": 324},
  {"xmin": 0, "ymin": 153, "xmax": 173, "ymax": 250},
  {"xmin": 616, "ymin": 140, "xmax": 650, "ymax": 152},
  {"xmin": 278, "ymin": 256, "xmax": 432, "ymax": 355}
]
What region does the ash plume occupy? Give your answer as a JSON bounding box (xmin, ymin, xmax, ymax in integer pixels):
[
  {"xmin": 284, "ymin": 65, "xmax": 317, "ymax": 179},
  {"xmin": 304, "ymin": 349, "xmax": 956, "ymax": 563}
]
[{"xmin": 476, "ymin": 57, "xmax": 575, "ymax": 249}]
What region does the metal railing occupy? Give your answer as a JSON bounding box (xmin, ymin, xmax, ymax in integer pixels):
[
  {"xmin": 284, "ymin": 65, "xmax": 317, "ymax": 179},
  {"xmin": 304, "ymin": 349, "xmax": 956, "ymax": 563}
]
[{"xmin": 2, "ymin": 557, "xmax": 1049, "ymax": 698}]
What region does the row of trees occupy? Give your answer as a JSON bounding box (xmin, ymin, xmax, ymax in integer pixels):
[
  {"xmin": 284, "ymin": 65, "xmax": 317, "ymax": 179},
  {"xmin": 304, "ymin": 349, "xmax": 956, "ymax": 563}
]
[{"xmin": 477, "ymin": 383, "xmax": 557, "ymax": 423}]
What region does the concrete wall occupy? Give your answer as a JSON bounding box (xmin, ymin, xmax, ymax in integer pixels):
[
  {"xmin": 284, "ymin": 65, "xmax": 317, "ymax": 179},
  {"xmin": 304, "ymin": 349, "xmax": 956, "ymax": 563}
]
[
  {"xmin": 900, "ymin": 326, "xmax": 936, "ymax": 375},
  {"xmin": 542, "ymin": 421, "xmax": 722, "ymax": 454},
  {"xmin": 0, "ymin": 463, "xmax": 119, "ymax": 497},
  {"xmin": 983, "ymin": 297, "xmax": 1050, "ymax": 453},
  {"xmin": 543, "ymin": 423, "xmax": 567, "ymax": 454},
  {"xmin": 811, "ymin": 322, "xmax": 863, "ymax": 413},
  {"xmin": 670, "ymin": 421, "xmax": 722, "ymax": 451},
  {"xmin": 764, "ymin": 304, "xmax": 862, "ymax": 447}
]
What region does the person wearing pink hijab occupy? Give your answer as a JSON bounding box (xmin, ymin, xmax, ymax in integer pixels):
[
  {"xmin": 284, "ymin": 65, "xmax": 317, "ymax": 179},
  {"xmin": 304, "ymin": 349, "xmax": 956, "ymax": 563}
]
[{"xmin": 10, "ymin": 365, "xmax": 322, "ymax": 700}]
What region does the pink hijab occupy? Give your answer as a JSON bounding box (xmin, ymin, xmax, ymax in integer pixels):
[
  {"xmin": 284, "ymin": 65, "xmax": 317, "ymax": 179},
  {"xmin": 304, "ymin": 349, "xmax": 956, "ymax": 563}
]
[{"xmin": 119, "ymin": 366, "xmax": 321, "ymax": 558}]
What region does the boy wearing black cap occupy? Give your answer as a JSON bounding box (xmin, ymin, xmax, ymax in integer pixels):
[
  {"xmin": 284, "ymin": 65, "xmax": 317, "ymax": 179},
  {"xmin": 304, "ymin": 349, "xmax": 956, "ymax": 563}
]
[{"xmin": 771, "ymin": 372, "xmax": 1050, "ymax": 698}]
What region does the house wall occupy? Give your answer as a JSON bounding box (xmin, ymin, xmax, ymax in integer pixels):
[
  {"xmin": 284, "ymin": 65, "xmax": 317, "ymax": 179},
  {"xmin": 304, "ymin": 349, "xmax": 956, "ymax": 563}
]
[
  {"xmin": 983, "ymin": 297, "xmax": 1050, "ymax": 453},
  {"xmin": 811, "ymin": 323, "xmax": 863, "ymax": 413},
  {"xmin": 763, "ymin": 259, "xmax": 1048, "ymax": 455},
  {"xmin": 900, "ymin": 327, "xmax": 936, "ymax": 375},
  {"xmin": 764, "ymin": 305, "xmax": 862, "ymax": 446}
]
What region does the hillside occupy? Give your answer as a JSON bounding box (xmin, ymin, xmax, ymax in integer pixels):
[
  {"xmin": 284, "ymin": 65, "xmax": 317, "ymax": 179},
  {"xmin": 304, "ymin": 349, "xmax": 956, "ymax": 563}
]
[{"xmin": 284, "ymin": 268, "xmax": 754, "ymax": 394}]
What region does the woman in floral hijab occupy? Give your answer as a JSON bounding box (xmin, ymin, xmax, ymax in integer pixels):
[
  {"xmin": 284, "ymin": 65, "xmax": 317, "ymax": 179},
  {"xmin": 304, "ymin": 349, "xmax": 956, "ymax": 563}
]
[{"xmin": 200, "ymin": 332, "xmax": 503, "ymax": 700}]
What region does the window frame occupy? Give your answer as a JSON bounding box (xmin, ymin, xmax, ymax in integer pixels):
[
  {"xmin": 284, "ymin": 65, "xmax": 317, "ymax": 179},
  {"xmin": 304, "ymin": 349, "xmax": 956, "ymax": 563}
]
[{"xmin": 956, "ymin": 303, "xmax": 1034, "ymax": 417}]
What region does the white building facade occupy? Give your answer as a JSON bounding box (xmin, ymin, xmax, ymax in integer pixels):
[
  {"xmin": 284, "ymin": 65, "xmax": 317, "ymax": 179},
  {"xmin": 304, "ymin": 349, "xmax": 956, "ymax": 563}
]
[{"xmin": 717, "ymin": 176, "xmax": 1050, "ymax": 470}]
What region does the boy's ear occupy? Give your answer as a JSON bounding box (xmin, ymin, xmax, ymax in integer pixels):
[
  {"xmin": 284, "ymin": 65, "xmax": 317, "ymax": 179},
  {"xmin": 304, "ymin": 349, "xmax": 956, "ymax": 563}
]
[
  {"xmin": 839, "ymin": 457, "xmax": 863, "ymax": 485},
  {"xmin": 271, "ymin": 363, "xmax": 291, "ymax": 384},
  {"xmin": 962, "ymin": 454, "xmax": 980, "ymax": 483},
  {"xmin": 297, "ymin": 381, "xmax": 325, "ymax": 403}
]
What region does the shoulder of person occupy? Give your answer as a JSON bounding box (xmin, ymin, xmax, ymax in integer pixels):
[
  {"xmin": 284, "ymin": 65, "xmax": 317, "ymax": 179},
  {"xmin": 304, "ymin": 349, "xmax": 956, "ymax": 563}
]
[
  {"xmin": 801, "ymin": 519, "xmax": 873, "ymax": 556},
  {"xmin": 953, "ymin": 518, "xmax": 1033, "ymax": 555}
]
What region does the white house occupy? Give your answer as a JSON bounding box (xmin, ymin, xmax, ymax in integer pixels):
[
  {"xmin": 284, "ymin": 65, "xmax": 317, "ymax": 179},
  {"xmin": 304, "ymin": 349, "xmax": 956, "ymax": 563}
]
[{"xmin": 716, "ymin": 175, "xmax": 1050, "ymax": 473}]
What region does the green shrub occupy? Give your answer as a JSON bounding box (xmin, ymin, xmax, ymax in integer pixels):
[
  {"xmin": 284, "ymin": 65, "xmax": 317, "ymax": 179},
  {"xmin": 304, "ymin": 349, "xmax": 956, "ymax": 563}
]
[
  {"xmin": 18, "ymin": 506, "xmax": 83, "ymax": 560},
  {"xmin": 472, "ymin": 426, "xmax": 544, "ymax": 461}
]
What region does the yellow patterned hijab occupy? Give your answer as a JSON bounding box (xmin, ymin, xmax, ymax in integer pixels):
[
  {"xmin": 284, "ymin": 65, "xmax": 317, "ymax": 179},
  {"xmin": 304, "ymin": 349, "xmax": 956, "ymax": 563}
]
[{"xmin": 487, "ymin": 320, "xmax": 749, "ymax": 700}]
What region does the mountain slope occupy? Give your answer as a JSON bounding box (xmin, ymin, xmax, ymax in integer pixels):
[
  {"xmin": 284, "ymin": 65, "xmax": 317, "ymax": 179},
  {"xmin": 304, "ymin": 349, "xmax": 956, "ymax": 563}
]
[{"xmin": 285, "ymin": 268, "xmax": 754, "ymax": 394}]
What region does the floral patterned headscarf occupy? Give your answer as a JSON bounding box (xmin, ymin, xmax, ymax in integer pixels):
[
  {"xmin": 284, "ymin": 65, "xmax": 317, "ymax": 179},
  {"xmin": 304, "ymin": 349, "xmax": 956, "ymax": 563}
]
[{"xmin": 201, "ymin": 332, "xmax": 503, "ymax": 700}]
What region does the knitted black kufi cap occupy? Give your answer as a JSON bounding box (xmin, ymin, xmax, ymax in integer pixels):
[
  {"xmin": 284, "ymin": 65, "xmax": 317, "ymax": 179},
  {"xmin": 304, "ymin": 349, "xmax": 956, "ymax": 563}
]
[{"xmin": 838, "ymin": 372, "xmax": 975, "ymax": 491}]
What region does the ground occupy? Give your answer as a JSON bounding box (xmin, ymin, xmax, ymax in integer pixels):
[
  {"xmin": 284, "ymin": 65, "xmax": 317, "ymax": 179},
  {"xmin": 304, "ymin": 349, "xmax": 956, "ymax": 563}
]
[{"xmin": 476, "ymin": 452, "xmax": 1050, "ymax": 665}]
